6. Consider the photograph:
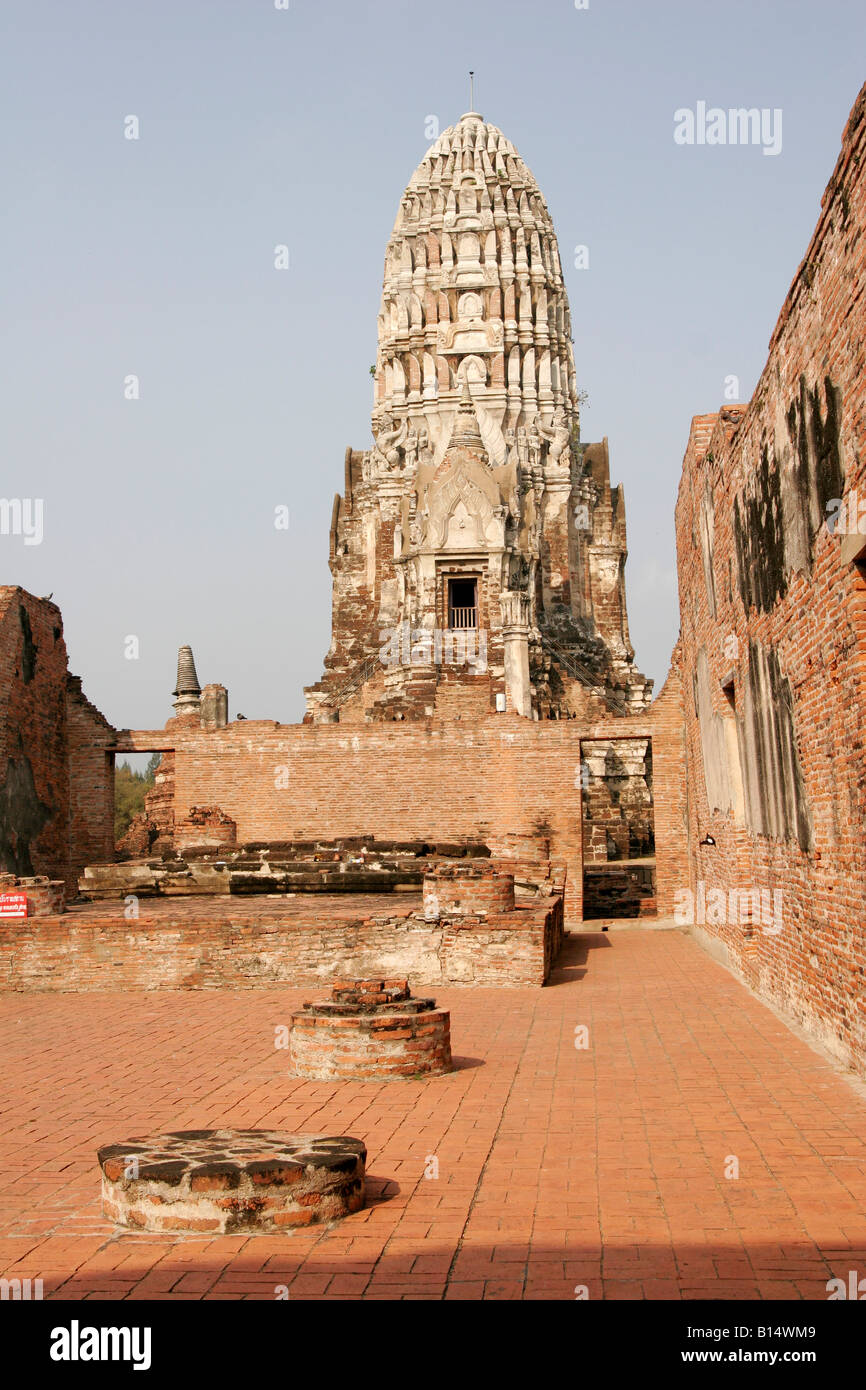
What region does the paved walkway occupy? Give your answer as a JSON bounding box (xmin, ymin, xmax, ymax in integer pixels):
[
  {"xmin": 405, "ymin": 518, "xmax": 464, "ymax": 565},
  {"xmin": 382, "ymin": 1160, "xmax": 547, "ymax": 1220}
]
[{"xmin": 1, "ymin": 928, "xmax": 865, "ymax": 1300}]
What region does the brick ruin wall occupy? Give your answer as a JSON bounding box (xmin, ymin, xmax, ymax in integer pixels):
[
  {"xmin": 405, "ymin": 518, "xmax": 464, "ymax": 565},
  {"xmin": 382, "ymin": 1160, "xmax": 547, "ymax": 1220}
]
[
  {"xmin": 118, "ymin": 668, "xmax": 686, "ymax": 927},
  {"xmin": 0, "ymin": 584, "xmax": 685, "ymax": 940},
  {"xmin": 0, "ymin": 589, "xmax": 69, "ymax": 883},
  {"xmin": 66, "ymin": 678, "xmax": 116, "ymax": 884},
  {"xmin": 0, "ymin": 588, "xmax": 115, "ymax": 892},
  {"xmin": 675, "ymin": 85, "xmax": 866, "ymax": 1073},
  {"xmin": 0, "ymin": 897, "xmax": 563, "ymax": 991}
]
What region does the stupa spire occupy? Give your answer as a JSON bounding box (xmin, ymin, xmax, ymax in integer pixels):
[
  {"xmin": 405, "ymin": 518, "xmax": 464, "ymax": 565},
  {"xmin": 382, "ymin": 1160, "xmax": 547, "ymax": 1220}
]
[{"xmin": 173, "ymin": 644, "xmax": 202, "ymax": 717}]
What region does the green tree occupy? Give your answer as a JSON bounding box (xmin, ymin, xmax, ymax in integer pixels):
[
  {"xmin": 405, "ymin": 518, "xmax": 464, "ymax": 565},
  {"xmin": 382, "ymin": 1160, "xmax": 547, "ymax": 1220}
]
[{"xmin": 114, "ymin": 755, "xmax": 161, "ymax": 841}]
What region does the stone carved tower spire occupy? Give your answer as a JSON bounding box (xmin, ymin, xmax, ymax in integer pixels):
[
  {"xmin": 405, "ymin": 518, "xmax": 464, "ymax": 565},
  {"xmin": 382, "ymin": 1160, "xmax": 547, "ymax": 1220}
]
[
  {"xmin": 305, "ymin": 112, "xmax": 651, "ymax": 722},
  {"xmin": 372, "ymin": 110, "xmax": 580, "ymax": 466}
]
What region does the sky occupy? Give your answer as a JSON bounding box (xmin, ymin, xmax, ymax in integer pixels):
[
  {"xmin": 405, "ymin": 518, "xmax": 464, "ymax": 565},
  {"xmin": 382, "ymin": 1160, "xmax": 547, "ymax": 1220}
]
[{"xmin": 2, "ymin": 0, "xmax": 864, "ymax": 731}]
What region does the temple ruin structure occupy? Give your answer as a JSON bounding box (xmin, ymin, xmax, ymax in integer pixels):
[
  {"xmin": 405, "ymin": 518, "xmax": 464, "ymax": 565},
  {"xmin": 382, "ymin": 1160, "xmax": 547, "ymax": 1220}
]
[
  {"xmin": 303, "ymin": 111, "xmax": 651, "ymax": 723},
  {"xmin": 1, "ymin": 87, "xmax": 865, "ymax": 1077}
]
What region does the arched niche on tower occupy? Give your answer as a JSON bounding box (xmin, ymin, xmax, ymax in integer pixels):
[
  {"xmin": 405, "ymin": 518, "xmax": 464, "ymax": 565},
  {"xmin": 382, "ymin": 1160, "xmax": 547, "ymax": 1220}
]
[{"xmin": 456, "ymin": 354, "xmax": 487, "ymax": 387}]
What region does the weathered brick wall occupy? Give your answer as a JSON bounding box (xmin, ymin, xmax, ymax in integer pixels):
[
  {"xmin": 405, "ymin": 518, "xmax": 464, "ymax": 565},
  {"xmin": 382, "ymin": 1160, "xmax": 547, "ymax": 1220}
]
[
  {"xmin": 0, "ymin": 872, "xmax": 65, "ymax": 916},
  {"xmin": 0, "ymin": 589, "xmax": 70, "ymax": 883},
  {"xmin": 66, "ymin": 677, "xmax": 116, "ymax": 886},
  {"xmin": 0, "ymin": 588, "xmax": 116, "ymax": 891},
  {"xmin": 138, "ymin": 674, "xmax": 686, "ymax": 926},
  {"xmin": 675, "ymin": 85, "xmax": 866, "ymax": 1073},
  {"xmin": 0, "ymin": 897, "xmax": 562, "ymax": 991},
  {"xmin": 174, "ymin": 806, "xmax": 237, "ymax": 853}
]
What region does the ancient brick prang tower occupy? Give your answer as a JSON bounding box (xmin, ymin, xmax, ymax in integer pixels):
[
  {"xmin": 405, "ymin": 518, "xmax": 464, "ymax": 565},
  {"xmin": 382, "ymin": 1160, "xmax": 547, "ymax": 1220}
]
[{"xmin": 305, "ymin": 111, "xmax": 651, "ymax": 722}]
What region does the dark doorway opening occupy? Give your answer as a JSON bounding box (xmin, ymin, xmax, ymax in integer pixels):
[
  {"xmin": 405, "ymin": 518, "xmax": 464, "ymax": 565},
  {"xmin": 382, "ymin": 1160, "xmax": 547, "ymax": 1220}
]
[
  {"xmin": 580, "ymin": 737, "xmax": 657, "ymax": 920},
  {"xmin": 448, "ymin": 577, "xmax": 478, "ymax": 629}
]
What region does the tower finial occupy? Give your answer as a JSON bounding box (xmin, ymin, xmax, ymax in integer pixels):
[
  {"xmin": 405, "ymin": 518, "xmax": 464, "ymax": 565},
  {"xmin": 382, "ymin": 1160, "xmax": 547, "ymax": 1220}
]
[{"xmin": 469, "ymin": 70, "xmax": 474, "ymax": 111}]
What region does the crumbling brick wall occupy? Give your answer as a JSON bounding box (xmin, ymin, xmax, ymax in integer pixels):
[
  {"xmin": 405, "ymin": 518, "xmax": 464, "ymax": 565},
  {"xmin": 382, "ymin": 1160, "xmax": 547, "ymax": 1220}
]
[
  {"xmin": 122, "ymin": 665, "xmax": 686, "ymax": 926},
  {"xmin": 0, "ymin": 897, "xmax": 563, "ymax": 991},
  {"xmin": 675, "ymin": 84, "xmax": 866, "ymax": 1073},
  {"xmin": 0, "ymin": 587, "xmax": 116, "ymax": 891},
  {"xmin": 0, "ymin": 589, "xmax": 70, "ymax": 882},
  {"xmin": 67, "ymin": 677, "xmax": 115, "ymax": 884}
]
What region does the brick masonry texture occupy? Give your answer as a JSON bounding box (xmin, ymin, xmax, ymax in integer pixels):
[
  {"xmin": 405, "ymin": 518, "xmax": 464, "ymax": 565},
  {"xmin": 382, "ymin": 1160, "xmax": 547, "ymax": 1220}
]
[
  {"xmin": 0, "ymin": 587, "xmax": 115, "ymax": 893},
  {"xmin": 0, "ymin": 894, "xmax": 562, "ymax": 991},
  {"xmin": 173, "ymin": 806, "xmax": 237, "ymax": 853},
  {"xmin": 0, "ymin": 873, "xmax": 65, "ymax": 917},
  {"xmin": 2, "ymin": 930, "xmax": 866, "ymax": 1300},
  {"xmin": 98, "ymin": 1130, "xmax": 366, "ymax": 1233},
  {"xmin": 675, "ymin": 85, "xmax": 866, "ymax": 1075},
  {"xmin": 114, "ymin": 669, "xmax": 687, "ymax": 928},
  {"xmin": 423, "ymin": 863, "xmax": 516, "ymax": 916}
]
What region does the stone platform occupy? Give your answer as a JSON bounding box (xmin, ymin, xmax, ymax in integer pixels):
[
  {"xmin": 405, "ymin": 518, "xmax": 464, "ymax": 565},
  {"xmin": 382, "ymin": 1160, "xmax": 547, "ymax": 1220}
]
[
  {"xmin": 98, "ymin": 1129, "xmax": 366, "ymax": 1233},
  {"xmin": 290, "ymin": 978, "xmax": 453, "ymax": 1080}
]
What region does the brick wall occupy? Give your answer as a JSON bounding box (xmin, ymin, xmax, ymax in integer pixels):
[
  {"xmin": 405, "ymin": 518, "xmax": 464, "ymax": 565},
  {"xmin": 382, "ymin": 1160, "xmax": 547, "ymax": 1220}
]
[
  {"xmin": 0, "ymin": 589, "xmax": 70, "ymax": 883},
  {"xmin": 0, "ymin": 896, "xmax": 563, "ymax": 991},
  {"xmin": 67, "ymin": 677, "xmax": 116, "ymax": 885},
  {"xmin": 122, "ymin": 671, "xmax": 686, "ymax": 927},
  {"xmin": 675, "ymin": 85, "xmax": 866, "ymax": 1073},
  {"xmin": 0, "ymin": 588, "xmax": 116, "ymax": 891}
]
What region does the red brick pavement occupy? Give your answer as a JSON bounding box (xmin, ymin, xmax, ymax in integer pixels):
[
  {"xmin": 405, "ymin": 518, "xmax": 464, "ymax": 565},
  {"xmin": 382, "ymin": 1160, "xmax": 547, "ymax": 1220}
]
[{"xmin": 1, "ymin": 927, "xmax": 865, "ymax": 1300}]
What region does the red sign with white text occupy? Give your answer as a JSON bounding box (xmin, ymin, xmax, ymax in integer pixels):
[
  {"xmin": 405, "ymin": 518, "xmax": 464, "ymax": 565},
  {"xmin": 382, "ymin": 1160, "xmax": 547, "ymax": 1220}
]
[{"xmin": 0, "ymin": 893, "xmax": 28, "ymax": 918}]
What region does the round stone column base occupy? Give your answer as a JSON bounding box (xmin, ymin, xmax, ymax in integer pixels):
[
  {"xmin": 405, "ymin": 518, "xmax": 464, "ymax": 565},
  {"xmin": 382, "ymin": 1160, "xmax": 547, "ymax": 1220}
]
[{"xmin": 97, "ymin": 1129, "xmax": 365, "ymax": 1233}]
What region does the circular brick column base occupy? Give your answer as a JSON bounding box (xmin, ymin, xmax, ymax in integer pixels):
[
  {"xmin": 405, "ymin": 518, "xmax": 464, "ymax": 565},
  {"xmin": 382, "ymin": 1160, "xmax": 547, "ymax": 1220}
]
[
  {"xmin": 290, "ymin": 978, "xmax": 453, "ymax": 1080},
  {"xmin": 97, "ymin": 1129, "xmax": 365, "ymax": 1233}
]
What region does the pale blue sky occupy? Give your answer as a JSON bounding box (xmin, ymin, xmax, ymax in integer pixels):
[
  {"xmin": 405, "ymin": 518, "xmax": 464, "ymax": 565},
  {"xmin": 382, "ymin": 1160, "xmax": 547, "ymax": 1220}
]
[{"xmin": 2, "ymin": 0, "xmax": 863, "ymax": 728}]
